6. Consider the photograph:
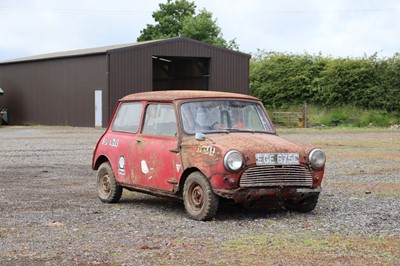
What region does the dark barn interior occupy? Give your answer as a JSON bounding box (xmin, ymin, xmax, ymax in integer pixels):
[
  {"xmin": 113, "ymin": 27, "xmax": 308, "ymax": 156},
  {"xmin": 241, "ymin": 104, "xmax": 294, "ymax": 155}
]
[{"xmin": 152, "ymin": 56, "xmax": 210, "ymax": 91}]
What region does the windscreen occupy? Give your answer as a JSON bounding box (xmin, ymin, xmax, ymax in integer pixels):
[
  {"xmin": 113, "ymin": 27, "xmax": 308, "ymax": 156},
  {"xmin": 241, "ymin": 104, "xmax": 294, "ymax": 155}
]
[{"xmin": 180, "ymin": 100, "xmax": 275, "ymax": 134}]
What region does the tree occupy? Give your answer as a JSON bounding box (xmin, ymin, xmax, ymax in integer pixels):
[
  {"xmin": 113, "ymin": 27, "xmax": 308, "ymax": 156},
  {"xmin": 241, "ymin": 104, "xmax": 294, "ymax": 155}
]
[
  {"xmin": 137, "ymin": 0, "xmax": 239, "ymax": 50},
  {"xmin": 137, "ymin": 0, "xmax": 195, "ymax": 41}
]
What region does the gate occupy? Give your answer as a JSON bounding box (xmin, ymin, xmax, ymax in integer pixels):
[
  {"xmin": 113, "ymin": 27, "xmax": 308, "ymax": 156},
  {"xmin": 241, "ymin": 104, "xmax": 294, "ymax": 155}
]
[{"xmin": 271, "ymin": 104, "xmax": 308, "ymax": 128}]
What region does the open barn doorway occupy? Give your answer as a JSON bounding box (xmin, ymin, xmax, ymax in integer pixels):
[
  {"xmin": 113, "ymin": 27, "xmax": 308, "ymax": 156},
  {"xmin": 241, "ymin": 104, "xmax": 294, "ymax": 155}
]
[{"xmin": 152, "ymin": 56, "xmax": 210, "ymax": 91}]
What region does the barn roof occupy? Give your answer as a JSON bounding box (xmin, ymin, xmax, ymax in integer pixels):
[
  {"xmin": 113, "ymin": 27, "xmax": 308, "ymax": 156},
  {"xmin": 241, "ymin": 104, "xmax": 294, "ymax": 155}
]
[
  {"xmin": 0, "ymin": 40, "xmax": 158, "ymax": 64},
  {"xmin": 0, "ymin": 37, "xmax": 249, "ymax": 65}
]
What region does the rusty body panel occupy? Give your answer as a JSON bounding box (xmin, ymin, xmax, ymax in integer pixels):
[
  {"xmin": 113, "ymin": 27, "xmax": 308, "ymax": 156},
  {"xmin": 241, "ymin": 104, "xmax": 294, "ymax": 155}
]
[
  {"xmin": 132, "ymin": 134, "xmax": 181, "ymax": 191},
  {"xmin": 180, "ymin": 133, "xmax": 323, "ymax": 196},
  {"xmin": 93, "ymin": 90, "xmax": 326, "ymax": 220}
]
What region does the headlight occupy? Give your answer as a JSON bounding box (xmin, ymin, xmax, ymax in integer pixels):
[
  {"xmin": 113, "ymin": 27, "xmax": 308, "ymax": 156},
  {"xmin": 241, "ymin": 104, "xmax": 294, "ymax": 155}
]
[
  {"xmin": 224, "ymin": 150, "xmax": 243, "ymax": 172},
  {"xmin": 309, "ymin": 149, "xmax": 326, "ymax": 170}
]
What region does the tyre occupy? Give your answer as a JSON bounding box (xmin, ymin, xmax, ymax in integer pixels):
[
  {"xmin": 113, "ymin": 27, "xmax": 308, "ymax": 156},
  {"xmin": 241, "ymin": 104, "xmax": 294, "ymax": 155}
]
[
  {"xmin": 97, "ymin": 162, "xmax": 122, "ymax": 203},
  {"xmin": 183, "ymin": 172, "xmax": 219, "ymax": 221},
  {"xmin": 285, "ymin": 194, "xmax": 319, "ymax": 213}
]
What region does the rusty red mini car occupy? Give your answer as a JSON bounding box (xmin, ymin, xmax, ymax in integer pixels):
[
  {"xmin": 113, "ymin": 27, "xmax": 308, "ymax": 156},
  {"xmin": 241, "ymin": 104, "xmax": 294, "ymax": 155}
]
[{"xmin": 92, "ymin": 91, "xmax": 326, "ymax": 221}]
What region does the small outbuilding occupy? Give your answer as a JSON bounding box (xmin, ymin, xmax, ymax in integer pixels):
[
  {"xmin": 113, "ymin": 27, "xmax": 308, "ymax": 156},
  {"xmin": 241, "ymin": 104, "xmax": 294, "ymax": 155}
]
[{"xmin": 0, "ymin": 37, "xmax": 250, "ymax": 127}]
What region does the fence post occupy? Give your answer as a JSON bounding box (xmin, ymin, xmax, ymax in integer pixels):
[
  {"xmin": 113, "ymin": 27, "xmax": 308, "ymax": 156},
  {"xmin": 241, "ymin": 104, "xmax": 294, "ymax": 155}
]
[{"xmin": 303, "ymin": 103, "xmax": 308, "ymax": 128}]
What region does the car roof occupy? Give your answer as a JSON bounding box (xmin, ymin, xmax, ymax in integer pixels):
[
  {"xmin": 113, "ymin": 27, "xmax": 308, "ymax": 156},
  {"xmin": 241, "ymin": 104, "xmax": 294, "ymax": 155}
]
[{"xmin": 120, "ymin": 90, "xmax": 259, "ymax": 102}]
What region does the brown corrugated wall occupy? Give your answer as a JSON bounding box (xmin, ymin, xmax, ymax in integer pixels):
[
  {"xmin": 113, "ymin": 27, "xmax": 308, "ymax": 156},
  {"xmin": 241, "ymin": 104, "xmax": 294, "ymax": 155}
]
[
  {"xmin": 0, "ymin": 55, "xmax": 107, "ymax": 126},
  {"xmin": 0, "ymin": 38, "xmax": 250, "ymax": 127},
  {"xmin": 108, "ymin": 38, "xmax": 250, "ymax": 113}
]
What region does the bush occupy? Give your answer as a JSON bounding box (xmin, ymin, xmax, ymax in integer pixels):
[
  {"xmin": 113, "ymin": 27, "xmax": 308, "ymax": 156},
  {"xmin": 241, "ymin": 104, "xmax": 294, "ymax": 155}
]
[{"xmin": 250, "ymin": 51, "xmax": 400, "ymax": 114}]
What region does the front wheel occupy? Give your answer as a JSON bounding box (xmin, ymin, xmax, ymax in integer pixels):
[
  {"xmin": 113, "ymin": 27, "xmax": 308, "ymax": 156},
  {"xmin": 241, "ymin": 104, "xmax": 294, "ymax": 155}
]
[
  {"xmin": 183, "ymin": 172, "xmax": 219, "ymax": 221},
  {"xmin": 97, "ymin": 162, "xmax": 122, "ymax": 203},
  {"xmin": 284, "ymin": 194, "xmax": 319, "ymax": 213}
]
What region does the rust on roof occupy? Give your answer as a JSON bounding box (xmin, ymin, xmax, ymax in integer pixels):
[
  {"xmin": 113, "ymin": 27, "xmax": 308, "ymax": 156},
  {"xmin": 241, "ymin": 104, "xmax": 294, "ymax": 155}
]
[{"xmin": 120, "ymin": 90, "xmax": 259, "ymax": 102}]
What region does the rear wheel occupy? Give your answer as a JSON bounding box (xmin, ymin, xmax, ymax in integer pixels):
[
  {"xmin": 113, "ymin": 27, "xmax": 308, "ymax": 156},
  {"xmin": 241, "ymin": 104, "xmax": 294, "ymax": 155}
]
[
  {"xmin": 97, "ymin": 162, "xmax": 122, "ymax": 203},
  {"xmin": 285, "ymin": 194, "xmax": 319, "ymax": 213},
  {"xmin": 183, "ymin": 172, "xmax": 219, "ymax": 221}
]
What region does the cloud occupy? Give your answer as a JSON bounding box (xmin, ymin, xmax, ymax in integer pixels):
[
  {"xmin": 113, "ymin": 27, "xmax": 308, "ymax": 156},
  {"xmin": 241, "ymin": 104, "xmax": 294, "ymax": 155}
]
[
  {"xmin": 310, "ymin": 0, "xmax": 400, "ymax": 57},
  {"xmin": 197, "ymin": 0, "xmax": 400, "ymax": 57},
  {"xmin": 0, "ymin": 0, "xmax": 158, "ymax": 60},
  {"xmin": 0, "ymin": 0, "xmax": 399, "ymax": 61}
]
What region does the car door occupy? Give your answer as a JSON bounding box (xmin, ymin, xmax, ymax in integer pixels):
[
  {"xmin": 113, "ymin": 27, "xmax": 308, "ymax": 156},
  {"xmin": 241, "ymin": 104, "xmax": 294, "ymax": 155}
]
[
  {"xmin": 107, "ymin": 101, "xmax": 143, "ymax": 185},
  {"xmin": 132, "ymin": 103, "xmax": 182, "ymax": 191}
]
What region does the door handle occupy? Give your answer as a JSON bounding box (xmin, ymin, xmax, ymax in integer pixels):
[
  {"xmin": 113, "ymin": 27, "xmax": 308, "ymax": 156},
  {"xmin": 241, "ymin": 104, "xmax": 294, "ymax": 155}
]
[
  {"xmin": 135, "ymin": 139, "xmax": 142, "ymax": 143},
  {"xmin": 169, "ymin": 148, "xmax": 179, "ymax": 153}
]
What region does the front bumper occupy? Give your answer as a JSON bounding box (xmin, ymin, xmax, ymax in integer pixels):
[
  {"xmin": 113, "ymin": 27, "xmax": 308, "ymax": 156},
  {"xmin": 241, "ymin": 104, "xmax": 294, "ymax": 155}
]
[{"xmin": 214, "ymin": 187, "xmax": 321, "ymax": 204}]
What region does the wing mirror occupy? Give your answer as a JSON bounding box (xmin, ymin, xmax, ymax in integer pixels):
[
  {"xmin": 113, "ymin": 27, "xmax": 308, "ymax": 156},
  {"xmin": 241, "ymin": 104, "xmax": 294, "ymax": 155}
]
[
  {"xmin": 195, "ymin": 132, "xmax": 206, "ymax": 141},
  {"xmin": 195, "ymin": 132, "xmax": 215, "ymax": 144}
]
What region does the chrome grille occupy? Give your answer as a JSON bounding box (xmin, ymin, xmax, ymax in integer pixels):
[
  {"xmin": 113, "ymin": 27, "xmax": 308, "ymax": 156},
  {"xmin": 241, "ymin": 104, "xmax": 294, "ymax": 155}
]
[{"xmin": 240, "ymin": 165, "xmax": 313, "ymax": 187}]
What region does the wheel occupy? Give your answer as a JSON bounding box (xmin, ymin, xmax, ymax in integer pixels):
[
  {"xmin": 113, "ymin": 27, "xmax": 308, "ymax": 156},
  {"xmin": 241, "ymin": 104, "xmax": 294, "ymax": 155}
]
[
  {"xmin": 285, "ymin": 194, "xmax": 319, "ymax": 213},
  {"xmin": 97, "ymin": 162, "xmax": 122, "ymax": 203},
  {"xmin": 183, "ymin": 172, "xmax": 219, "ymax": 221}
]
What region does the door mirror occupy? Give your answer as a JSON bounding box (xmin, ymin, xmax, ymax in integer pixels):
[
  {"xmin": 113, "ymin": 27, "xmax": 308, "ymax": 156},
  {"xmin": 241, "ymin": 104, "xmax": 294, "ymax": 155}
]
[{"xmin": 195, "ymin": 132, "xmax": 206, "ymax": 141}]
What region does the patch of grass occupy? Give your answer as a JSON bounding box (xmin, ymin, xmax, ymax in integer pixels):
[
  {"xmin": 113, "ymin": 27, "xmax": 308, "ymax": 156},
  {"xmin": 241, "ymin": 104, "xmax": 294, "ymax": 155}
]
[
  {"xmin": 308, "ymin": 105, "xmax": 399, "ymax": 127},
  {"xmin": 271, "ymin": 105, "xmax": 399, "ymax": 128},
  {"xmin": 157, "ymin": 232, "xmax": 400, "ymax": 265},
  {"xmin": 220, "ymin": 232, "xmax": 400, "ymax": 265}
]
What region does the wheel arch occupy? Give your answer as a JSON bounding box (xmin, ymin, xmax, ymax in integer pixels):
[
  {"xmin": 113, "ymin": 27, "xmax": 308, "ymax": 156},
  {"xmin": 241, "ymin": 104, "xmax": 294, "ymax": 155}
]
[
  {"xmin": 93, "ymin": 155, "xmax": 110, "ymax": 170},
  {"xmin": 177, "ymin": 167, "xmax": 205, "ymax": 196}
]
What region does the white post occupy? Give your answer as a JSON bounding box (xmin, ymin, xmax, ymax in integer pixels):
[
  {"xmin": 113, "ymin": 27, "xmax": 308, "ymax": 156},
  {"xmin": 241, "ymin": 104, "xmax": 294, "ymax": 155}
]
[{"xmin": 95, "ymin": 90, "xmax": 102, "ymax": 127}]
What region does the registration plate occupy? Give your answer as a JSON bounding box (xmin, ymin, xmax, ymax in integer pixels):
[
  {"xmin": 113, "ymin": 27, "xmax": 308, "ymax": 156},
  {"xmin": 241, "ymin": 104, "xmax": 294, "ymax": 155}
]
[{"xmin": 256, "ymin": 153, "xmax": 299, "ymax": 165}]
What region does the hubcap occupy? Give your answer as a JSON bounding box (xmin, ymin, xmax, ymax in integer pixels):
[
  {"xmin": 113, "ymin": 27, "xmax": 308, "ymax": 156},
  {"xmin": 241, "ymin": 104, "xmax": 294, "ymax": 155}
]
[
  {"xmin": 101, "ymin": 174, "xmax": 111, "ymax": 195},
  {"xmin": 190, "ymin": 184, "xmax": 204, "ymax": 210}
]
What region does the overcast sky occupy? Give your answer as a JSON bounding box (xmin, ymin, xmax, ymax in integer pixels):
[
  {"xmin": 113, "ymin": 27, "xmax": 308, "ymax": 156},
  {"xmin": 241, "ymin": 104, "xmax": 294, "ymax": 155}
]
[{"xmin": 1, "ymin": 0, "xmax": 399, "ymax": 61}]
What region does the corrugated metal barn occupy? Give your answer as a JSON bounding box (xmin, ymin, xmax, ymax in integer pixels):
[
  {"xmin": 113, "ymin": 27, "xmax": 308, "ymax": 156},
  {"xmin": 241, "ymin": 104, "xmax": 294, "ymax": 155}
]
[{"xmin": 0, "ymin": 37, "xmax": 250, "ymax": 127}]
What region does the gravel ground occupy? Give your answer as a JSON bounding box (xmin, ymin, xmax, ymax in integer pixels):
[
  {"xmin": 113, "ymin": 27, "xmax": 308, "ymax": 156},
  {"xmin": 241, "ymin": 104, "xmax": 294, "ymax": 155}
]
[{"xmin": 0, "ymin": 126, "xmax": 399, "ymax": 265}]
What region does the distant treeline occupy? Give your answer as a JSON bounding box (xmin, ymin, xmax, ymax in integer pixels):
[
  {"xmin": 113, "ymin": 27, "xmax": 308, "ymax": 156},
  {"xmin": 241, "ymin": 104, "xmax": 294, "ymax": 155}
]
[{"xmin": 250, "ymin": 51, "xmax": 400, "ymax": 114}]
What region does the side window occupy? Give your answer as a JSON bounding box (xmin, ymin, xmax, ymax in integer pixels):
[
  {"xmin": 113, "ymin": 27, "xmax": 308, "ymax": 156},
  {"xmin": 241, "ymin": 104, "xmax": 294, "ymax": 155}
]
[
  {"xmin": 112, "ymin": 102, "xmax": 142, "ymax": 133},
  {"xmin": 142, "ymin": 104, "xmax": 177, "ymax": 137}
]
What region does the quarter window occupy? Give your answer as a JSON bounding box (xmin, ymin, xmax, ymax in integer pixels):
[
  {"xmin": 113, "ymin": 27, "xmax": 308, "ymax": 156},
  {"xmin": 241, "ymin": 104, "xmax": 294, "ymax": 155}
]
[{"xmin": 112, "ymin": 102, "xmax": 142, "ymax": 133}]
